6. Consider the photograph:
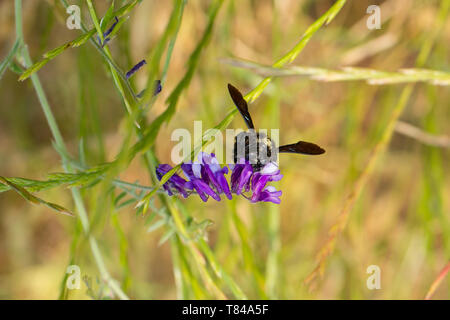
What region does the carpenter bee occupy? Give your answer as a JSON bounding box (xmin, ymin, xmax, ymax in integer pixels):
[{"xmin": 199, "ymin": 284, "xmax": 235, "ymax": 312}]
[{"xmin": 228, "ymin": 83, "xmax": 325, "ymax": 171}]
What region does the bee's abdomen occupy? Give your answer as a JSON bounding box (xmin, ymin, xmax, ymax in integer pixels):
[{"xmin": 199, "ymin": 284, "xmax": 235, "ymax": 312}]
[{"xmin": 233, "ymin": 131, "xmax": 276, "ymax": 171}]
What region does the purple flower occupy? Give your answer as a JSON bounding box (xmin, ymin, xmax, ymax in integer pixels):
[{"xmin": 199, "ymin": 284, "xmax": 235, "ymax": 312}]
[
  {"xmin": 126, "ymin": 59, "xmax": 147, "ymax": 79},
  {"xmin": 249, "ymin": 162, "xmax": 283, "ymax": 202},
  {"xmin": 181, "ymin": 162, "xmax": 221, "ymax": 202},
  {"xmin": 98, "ymin": 16, "xmax": 119, "ymax": 47},
  {"xmin": 156, "ymin": 153, "xmax": 283, "ymax": 204},
  {"xmin": 154, "ymin": 80, "xmax": 162, "ymax": 95},
  {"xmin": 197, "ymin": 153, "xmax": 232, "ymax": 200},
  {"xmin": 101, "ymin": 38, "xmax": 111, "ymax": 47},
  {"xmin": 230, "ymin": 161, "xmax": 253, "ymax": 195},
  {"xmin": 229, "ymin": 160, "xmax": 282, "ymax": 204},
  {"xmin": 252, "ymin": 186, "xmax": 282, "ymax": 204},
  {"xmin": 104, "ymin": 16, "xmax": 119, "ymax": 38},
  {"xmin": 137, "ymin": 80, "xmax": 163, "ymax": 98},
  {"xmin": 156, "ymin": 164, "xmax": 192, "ymax": 198}
]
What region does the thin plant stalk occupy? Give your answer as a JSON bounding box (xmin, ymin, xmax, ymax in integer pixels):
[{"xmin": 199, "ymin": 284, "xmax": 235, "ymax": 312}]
[
  {"xmin": 305, "ymin": 0, "xmax": 450, "ymax": 289},
  {"xmin": 84, "ymin": 0, "xmax": 233, "ymax": 299},
  {"xmin": 14, "ymin": 0, "xmax": 129, "ymax": 300}
]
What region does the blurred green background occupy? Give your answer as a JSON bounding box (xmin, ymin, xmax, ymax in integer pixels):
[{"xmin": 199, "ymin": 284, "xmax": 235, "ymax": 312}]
[{"xmin": 0, "ymin": 0, "xmax": 449, "ymax": 299}]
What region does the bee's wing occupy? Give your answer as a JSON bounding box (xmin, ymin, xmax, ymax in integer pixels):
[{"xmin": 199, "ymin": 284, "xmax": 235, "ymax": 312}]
[
  {"xmin": 228, "ymin": 83, "xmax": 255, "ymax": 129},
  {"xmin": 278, "ymin": 141, "xmax": 325, "ymax": 155}
]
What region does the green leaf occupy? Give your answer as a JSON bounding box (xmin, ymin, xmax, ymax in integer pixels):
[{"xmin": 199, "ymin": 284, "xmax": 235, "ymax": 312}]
[
  {"xmin": 8, "ymin": 60, "xmax": 24, "ymax": 74},
  {"xmin": 0, "ymin": 176, "xmax": 74, "ymax": 216},
  {"xmin": 18, "ymin": 58, "xmax": 50, "ymax": 81},
  {"xmin": 114, "ymin": 191, "xmax": 127, "ymax": 206},
  {"xmin": 115, "ymin": 197, "xmax": 136, "ymax": 209},
  {"xmin": 100, "ymin": 0, "xmax": 116, "ymax": 30},
  {"xmin": 147, "ymin": 219, "xmax": 166, "ymax": 233},
  {"xmin": 158, "ymin": 228, "xmax": 176, "ymax": 246},
  {"xmin": 0, "ymin": 39, "xmax": 21, "ymax": 80}
]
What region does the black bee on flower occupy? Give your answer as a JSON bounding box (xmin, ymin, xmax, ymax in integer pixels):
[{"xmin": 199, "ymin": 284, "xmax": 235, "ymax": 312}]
[
  {"xmin": 227, "ymin": 83, "xmax": 325, "ymax": 171},
  {"xmin": 156, "ymin": 84, "xmax": 325, "ymax": 204}
]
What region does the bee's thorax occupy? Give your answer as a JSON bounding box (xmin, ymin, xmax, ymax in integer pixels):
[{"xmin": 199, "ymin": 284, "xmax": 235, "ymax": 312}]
[{"xmin": 233, "ymin": 131, "xmax": 277, "ymax": 171}]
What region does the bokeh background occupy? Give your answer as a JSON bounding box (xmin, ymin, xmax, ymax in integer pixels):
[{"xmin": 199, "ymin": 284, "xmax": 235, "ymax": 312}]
[{"xmin": 0, "ymin": 0, "xmax": 449, "ymax": 299}]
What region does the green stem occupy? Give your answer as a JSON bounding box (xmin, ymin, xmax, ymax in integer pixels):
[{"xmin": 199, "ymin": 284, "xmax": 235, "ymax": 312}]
[
  {"xmin": 79, "ymin": 0, "xmax": 231, "ymax": 299},
  {"xmin": 85, "ymin": 0, "xmax": 134, "ymax": 115},
  {"xmin": 14, "ymin": 0, "xmax": 129, "ymax": 300}
]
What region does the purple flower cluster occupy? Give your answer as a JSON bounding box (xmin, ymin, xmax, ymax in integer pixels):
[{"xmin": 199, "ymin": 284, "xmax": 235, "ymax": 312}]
[{"xmin": 156, "ymin": 153, "xmax": 282, "ymax": 204}]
